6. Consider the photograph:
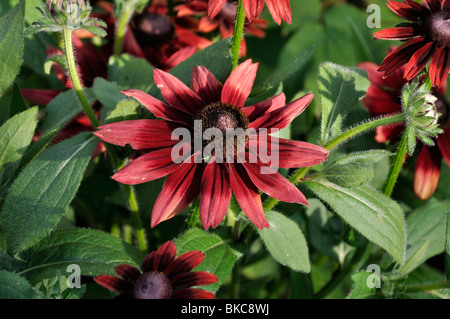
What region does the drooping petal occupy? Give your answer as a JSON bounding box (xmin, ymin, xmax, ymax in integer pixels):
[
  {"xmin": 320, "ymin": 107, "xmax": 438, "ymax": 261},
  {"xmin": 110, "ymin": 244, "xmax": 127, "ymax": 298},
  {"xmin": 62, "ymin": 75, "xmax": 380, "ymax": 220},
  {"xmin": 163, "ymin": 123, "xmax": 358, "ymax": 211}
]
[
  {"xmin": 199, "ymin": 159, "xmax": 232, "ymax": 229},
  {"xmin": 163, "ymin": 46, "xmax": 198, "ymax": 71},
  {"xmin": 222, "ymin": 59, "xmax": 258, "ymax": 108},
  {"xmin": 171, "ymin": 271, "xmax": 218, "ymax": 289},
  {"xmin": 242, "ymin": 0, "xmax": 264, "ymax": 20},
  {"xmin": 372, "ymin": 26, "xmax": 420, "ymax": 40},
  {"xmin": 404, "ymin": 42, "xmax": 436, "ymax": 81},
  {"xmin": 386, "ymin": 0, "xmax": 429, "ymax": 21},
  {"xmin": 207, "ymin": 0, "xmax": 227, "ymax": 18},
  {"xmin": 154, "ymin": 68, "xmax": 206, "ymax": 115},
  {"xmin": 265, "ymin": 0, "xmax": 292, "ymax": 24},
  {"xmin": 249, "ymin": 93, "xmax": 313, "ymax": 130},
  {"xmin": 121, "ymin": 89, "xmax": 192, "ymax": 125},
  {"xmin": 20, "ymin": 88, "xmax": 63, "ymax": 106},
  {"xmin": 114, "ymin": 264, "xmax": 141, "ymax": 281},
  {"xmin": 153, "ymin": 241, "xmax": 177, "ymax": 272},
  {"xmin": 198, "ymin": 16, "xmax": 220, "ymax": 33},
  {"xmin": 172, "ymin": 288, "xmax": 216, "ymax": 299},
  {"xmin": 151, "ymin": 156, "xmax": 203, "ymax": 227},
  {"xmin": 228, "ymin": 163, "xmax": 268, "ymax": 229},
  {"xmin": 191, "ymin": 65, "xmax": 224, "ymax": 105},
  {"xmin": 243, "ymin": 160, "xmax": 309, "ymax": 205},
  {"xmin": 374, "ymin": 122, "xmax": 405, "ymax": 143},
  {"xmin": 358, "ymin": 61, "xmax": 407, "ymax": 92},
  {"xmin": 166, "ymin": 251, "xmax": 205, "ymax": 278},
  {"xmin": 362, "ymin": 84, "xmax": 403, "ymax": 115},
  {"xmin": 94, "ymin": 276, "xmax": 131, "ymax": 292},
  {"xmin": 93, "ymin": 120, "xmax": 180, "ymax": 150},
  {"xmin": 112, "ymin": 147, "xmax": 186, "ymax": 185},
  {"xmin": 437, "ymin": 126, "xmax": 450, "ymax": 167},
  {"xmin": 242, "ymin": 93, "xmax": 286, "ymax": 121},
  {"xmin": 428, "ymin": 46, "xmax": 450, "ymax": 87},
  {"xmin": 413, "ymin": 145, "xmax": 442, "ymax": 200}
]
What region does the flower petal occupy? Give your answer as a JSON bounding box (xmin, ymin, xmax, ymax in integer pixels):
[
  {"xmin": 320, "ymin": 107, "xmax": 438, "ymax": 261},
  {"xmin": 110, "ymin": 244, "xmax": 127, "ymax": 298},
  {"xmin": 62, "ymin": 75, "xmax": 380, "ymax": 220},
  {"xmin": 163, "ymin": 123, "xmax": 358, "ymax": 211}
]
[
  {"xmin": 172, "ymin": 288, "xmax": 216, "ymax": 299},
  {"xmin": 437, "ymin": 125, "xmax": 450, "ymax": 167},
  {"xmin": 199, "ymin": 159, "xmax": 231, "ymax": 229},
  {"xmin": 373, "ymin": 26, "xmax": 420, "ymax": 40},
  {"xmin": 242, "ymin": 93, "xmax": 286, "ymax": 121},
  {"xmin": 171, "ymin": 271, "xmax": 218, "ymax": 289},
  {"xmin": 163, "ymin": 46, "xmax": 197, "ymax": 71},
  {"xmin": 222, "ymin": 59, "xmax": 258, "ymax": 107},
  {"xmin": 386, "ymin": 0, "xmax": 429, "ymax": 21},
  {"xmin": 154, "ymin": 68, "xmax": 205, "ymax": 115},
  {"xmin": 404, "ymin": 41, "xmax": 435, "ymax": 81},
  {"xmin": 20, "ymin": 89, "xmax": 63, "ymax": 106},
  {"xmin": 265, "ymin": 0, "xmax": 292, "ymax": 24},
  {"xmin": 114, "ymin": 264, "xmax": 141, "ymax": 281},
  {"xmin": 153, "ymin": 241, "xmax": 177, "ymax": 272},
  {"xmin": 429, "ymin": 46, "xmax": 450, "ymax": 87},
  {"xmin": 166, "ymin": 250, "xmax": 205, "ymax": 278},
  {"xmin": 228, "ymin": 163, "xmax": 268, "ymax": 229},
  {"xmin": 414, "ymin": 145, "xmax": 442, "ymax": 200},
  {"xmin": 207, "ymin": 0, "xmax": 227, "ymax": 18},
  {"xmin": 191, "ymin": 65, "xmax": 224, "ymax": 105},
  {"xmin": 94, "ymin": 276, "xmax": 131, "ymax": 292},
  {"xmin": 242, "ymin": 0, "xmax": 265, "ymax": 20},
  {"xmin": 374, "ymin": 122, "xmax": 404, "ymax": 143},
  {"xmin": 93, "ymin": 120, "xmax": 179, "ymax": 150},
  {"xmin": 140, "ymin": 251, "xmax": 156, "ymax": 272}
]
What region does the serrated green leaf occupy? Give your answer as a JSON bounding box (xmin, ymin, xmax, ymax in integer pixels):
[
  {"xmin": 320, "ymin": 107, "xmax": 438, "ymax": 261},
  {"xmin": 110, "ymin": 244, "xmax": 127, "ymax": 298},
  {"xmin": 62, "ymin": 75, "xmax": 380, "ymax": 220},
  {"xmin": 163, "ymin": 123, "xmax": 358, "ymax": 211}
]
[
  {"xmin": 0, "ymin": 107, "xmax": 38, "ymax": 187},
  {"xmin": 174, "ymin": 228, "xmax": 241, "ymax": 293},
  {"xmin": 320, "ymin": 163, "xmax": 376, "ymax": 188},
  {"xmin": 0, "ymin": 0, "xmax": 24, "ymax": 95},
  {"xmin": 44, "ymin": 54, "xmax": 67, "ymax": 75},
  {"xmin": 319, "ymin": 62, "xmax": 370, "ymax": 144},
  {"xmin": 108, "ymin": 53, "xmax": 154, "ymax": 92},
  {"xmin": 346, "ymin": 271, "xmax": 384, "ymax": 299},
  {"xmin": 332, "ymin": 150, "xmax": 393, "ymax": 166},
  {"xmin": 0, "ymin": 270, "xmax": 41, "ymax": 299},
  {"xmin": 303, "ymin": 180, "xmax": 405, "ymax": 264},
  {"xmin": 18, "ymin": 228, "xmax": 145, "ymax": 284},
  {"xmin": 256, "ymin": 211, "xmax": 310, "ymax": 272},
  {"xmin": 92, "ymin": 77, "xmax": 126, "ymax": 111},
  {"xmin": 105, "ymin": 100, "xmax": 139, "ymax": 124},
  {"xmin": 1, "ymin": 132, "xmax": 98, "ymax": 255},
  {"xmin": 399, "ymin": 239, "xmax": 431, "ymax": 275},
  {"xmin": 82, "ymin": 25, "xmax": 106, "ymax": 37}
]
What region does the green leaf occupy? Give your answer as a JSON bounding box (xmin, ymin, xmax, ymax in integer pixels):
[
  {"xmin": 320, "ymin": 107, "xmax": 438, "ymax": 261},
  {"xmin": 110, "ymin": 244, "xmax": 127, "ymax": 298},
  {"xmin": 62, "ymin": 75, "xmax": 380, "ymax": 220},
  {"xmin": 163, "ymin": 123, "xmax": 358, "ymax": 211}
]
[
  {"xmin": 105, "ymin": 100, "xmax": 139, "ymax": 124},
  {"xmin": 1, "ymin": 132, "xmax": 98, "ymax": 255},
  {"xmin": 0, "ymin": 270, "xmax": 41, "ymax": 299},
  {"xmin": 0, "ymin": 0, "xmax": 24, "ymax": 95},
  {"xmin": 44, "ymin": 54, "xmax": 67, "ymax": 75},
  {"xmin": 0, "ymin": 107, "xmax": 38, "ymax": 187},
  {"xmin": 405, "ymin": 199, "xmax": 450, "ymax": 274},
  {"xmin": 318, "ymin": 62, "xmax": 370, "ymax": 144},
  {"xmin": 399, "ymin": 239, "xmax": 431, "ymax": 275},
  {"xmin": 346, "ymin": 271, "xmax": 383, "ymax": 299},
  {"xmin": 331, "ymin": 150, "xmax": 393, "ymax": 166},
  {"xmin": 303, "ymin": 180, "xmax": 405, "ymax": 264},
  {"xmin": 18, "ymin": 228, "xmax": 145, "ymax": 284},
  {"xmin": 446, "ymin": 212, "xmax": 450, "ymax": 280},
  {"xmin": 92, "ymin": 77, "xmax": 126, "ymax": 111},
  {"xmin": 108, "ymin": 53, "xmax": 154, "ymax": 92},
  {"xmin": 320, "ymin": 163, "xmax": 376, "ymax": 188},
  {"xmin": 256, "ymin": 211, "xmax": 310, "ymax": 272},
  {"xmin": 174, "ymin": 228, "xmax": 242, "ymax": 293}
]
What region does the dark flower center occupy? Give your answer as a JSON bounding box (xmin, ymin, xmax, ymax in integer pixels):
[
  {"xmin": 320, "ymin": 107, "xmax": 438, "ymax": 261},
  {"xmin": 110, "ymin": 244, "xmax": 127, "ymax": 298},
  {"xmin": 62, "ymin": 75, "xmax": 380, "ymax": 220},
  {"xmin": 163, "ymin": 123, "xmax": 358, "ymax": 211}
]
[
  {"xmin": 196, "ymin": 102, "xmax": 249, "ymax": 158},
  {"xmin": 423, "ymin": 10, "xmax": 450, "ymax": 48},
  {"xmin": 133, "ymin": 13, "xmax": 174, "ymax": 46},
  {"xmin": 436, "ymin": 98, "xmax": 449, "ymax": 126},
  {"xmin": 133, "ymin": 272, "xmax": 173, "ymax": 299}
]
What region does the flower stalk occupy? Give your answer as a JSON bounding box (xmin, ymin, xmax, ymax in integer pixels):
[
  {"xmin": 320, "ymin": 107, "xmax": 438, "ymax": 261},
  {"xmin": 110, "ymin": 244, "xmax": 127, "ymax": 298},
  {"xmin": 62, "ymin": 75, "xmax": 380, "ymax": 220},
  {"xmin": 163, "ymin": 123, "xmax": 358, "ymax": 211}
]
[{"xmin": 231, "ymin": 0, "xmax": 246, "ymax": 70}]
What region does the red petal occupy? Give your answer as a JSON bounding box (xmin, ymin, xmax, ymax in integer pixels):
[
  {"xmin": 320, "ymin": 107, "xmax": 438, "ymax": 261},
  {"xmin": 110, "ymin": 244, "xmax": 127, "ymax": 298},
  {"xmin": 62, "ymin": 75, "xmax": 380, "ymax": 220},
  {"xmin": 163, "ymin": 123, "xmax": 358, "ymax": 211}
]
[
  {"xmin": 166, "ymin": 251, "xmax": 205, "ymax": 278},
  {"xmin": 207, "ymin": 0, "xmax": 227, "ymax": 18},
  {"xmin": 386, "ymin": 0, "xmax": 429, "ymax": 21},
  {"xmin": 154, "ymin": 68, "xmax": 205, "ymax": 115},
  {"xmin": 171, "ymin": 271, "xmax": 218, "ymax": 289},
  {"xmin": 191, "ymin": 65, "xmax": 223, "ymax": 105},
  {"xmin": 429, "ymin": 47, "xmax": 450, "ymax": 87},
  {"xmin": 242, "ymin": 0, "xmax": 264, "ymax": 20},
  {"xmin": 94, "ymin": 276, "xmax": 130, "ymax": 292},
  {"xmin": 163, "ymin": 46, "xmax": 197, "ymax": 71},
  {"xmin": 249, "ymin": 93, "xmax": 313, "ymax": 129},
  {"xmin": 242, "ymin": 93, "xmax": 286, "ymax": 121},
  {"xmin": 414, "ymin": 145, "xmax": 442, "ymax": 200},
  {"xmin": 228, "ymin": 163, "xmax": 268, "ymax": 229},
  {"xmin": 199, "ymin": 159, "xmax": 231, "ymax": 229},
  {"xmin": 373, "ymin": 26, "xmax": 420, "ymax": 40},
  {"xmin": 20, "ymin": 89, "xmax": 63, "ymax": 105},
  {"xmin": 221, "ymin": 59, "xmax": 258, "ymax": 108},
  {"xmin": 422, "ymin": 0, "xmax": 441, "ymax": 11},
  {"xmin": 362, "ymin": 84, "xmax": 402, "ymax": 115},
  {"xmin": 151, "ymin": 157, "xmax": 203, "ymax": 227},
  {"xmin": 265, "ymin": 0, "xmax": 292, "ymax": 24},
  {"xmin": 437, "ymin": 126, "xmax": 450, "ymax": 167},
  {"xmin": 198, "ymin": 16, "xmax": 220, "ymax": 33},
  {"xmin": 404, "ymin": 42, "xmax": 436, "ymax": 80},
  {"xmin": 374, "ymin": 122, "xmax": 404, "ymax": 143},
  {"xmin": 93, "ymin": 120, "xmax": 179, "ymax": 150},
  {"xmin": 112, "ymin": 147, "xmax": 184, "ymax": 185},
  {"xmin": 243, "ymin": 160, "xmax": 309, "ymax": 205},
  {"xmin": 114, "ymin": 264, "xmax": 141, "ymax": 281},
  {"xmin": 140, "ymin": 251, "xmax": 156, "ymax": 272},
  {"xmin": 121, "ymin": 89, "xmax": 192, "ymax": 125},
  {"xmin": 122, "ymin": 27, "xmax": 146, "ymax": 58},
  {"xmin": 172, "ymin": 288, "xmax": 215, "ymax": 299},
  {"xmin": 358, "ymin": 61, "xmax": 406, "ymax": 92},
  {"xmin": 153, "ymin": 241, "xmax": 177, "ymax": 272}
]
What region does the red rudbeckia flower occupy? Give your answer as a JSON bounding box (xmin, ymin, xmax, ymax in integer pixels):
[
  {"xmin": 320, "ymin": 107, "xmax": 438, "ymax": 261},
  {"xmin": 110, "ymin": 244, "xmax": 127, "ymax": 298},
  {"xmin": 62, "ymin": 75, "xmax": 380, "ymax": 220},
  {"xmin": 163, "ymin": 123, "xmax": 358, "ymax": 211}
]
[
  {"xmin": 204, "ymin": 0, "xmax": 292, "ymax": 25},
  {"xmin": 175, "ymin": 0, "xmax": 268, "ymax": 57},
  {"xmin": 94, "ymin": 60, "xmax": 329, "ymax": 229},
  {"xmin": 94, "ymin": 241, "xmax": 218, "ymax": 299},
  {"xmin": 374, "ymin": 0, "xmax": 450, "ymax": 87},
  {"xmin": 358, "ymin": 61, "xmax": 450, "ymax": 200}
]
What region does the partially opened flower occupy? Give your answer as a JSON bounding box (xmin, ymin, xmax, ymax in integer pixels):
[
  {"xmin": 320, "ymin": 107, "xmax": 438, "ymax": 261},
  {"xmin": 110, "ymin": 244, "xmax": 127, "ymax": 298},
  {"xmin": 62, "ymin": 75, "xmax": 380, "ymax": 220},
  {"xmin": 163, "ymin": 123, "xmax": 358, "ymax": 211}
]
[
  {"xmin": 94, "ymin": 60, "xmax": 329, "ymax": 229},
  {"xmin": 94, "ymin": 241, "xmax": 218, "ymax": 299},
  {"xmin": 204, "ymin": 0, "xmax": 292, "ymax": 25},
  {"xmin": 374, "ymin": 0, "xmax": 450, "ymax": 87},
  {"xmin": 358, "ymin": 61, "xmax": 450, "ymax": 200}
]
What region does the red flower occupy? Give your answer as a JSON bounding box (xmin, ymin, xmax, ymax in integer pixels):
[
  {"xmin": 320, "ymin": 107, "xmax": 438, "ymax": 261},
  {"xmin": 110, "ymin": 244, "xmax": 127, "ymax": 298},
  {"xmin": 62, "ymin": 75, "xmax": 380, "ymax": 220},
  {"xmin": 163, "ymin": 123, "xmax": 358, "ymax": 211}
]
[
  {"xmin": 204, "ymin": 0, "xmax": 292, "ymax": 25},
  {"xmin": 374, "ymin": 0, "xmax": 450, "ymax": 87},
  {"xmin": 94, "ymin": 60, "xmax": 329, "ymax": 229},
  {"xmin": 175, "ymin": 0, "xmax": 268, "ymax": 57},
  {"xmin": 358, "ymin": 61, "xmax": 450, "ymax": 200},
  {"xmin": 94, "ymin": 241, "xmax": 218, "ymax": 299}
]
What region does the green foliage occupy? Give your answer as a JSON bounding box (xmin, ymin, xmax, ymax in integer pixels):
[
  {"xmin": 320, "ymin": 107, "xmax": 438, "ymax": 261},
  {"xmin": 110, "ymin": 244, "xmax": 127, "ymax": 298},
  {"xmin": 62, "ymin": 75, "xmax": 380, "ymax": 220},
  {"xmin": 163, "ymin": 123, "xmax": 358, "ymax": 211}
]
[{"xmin": 0, "ymin": 270, "xmax": 41, "ymax": 299}]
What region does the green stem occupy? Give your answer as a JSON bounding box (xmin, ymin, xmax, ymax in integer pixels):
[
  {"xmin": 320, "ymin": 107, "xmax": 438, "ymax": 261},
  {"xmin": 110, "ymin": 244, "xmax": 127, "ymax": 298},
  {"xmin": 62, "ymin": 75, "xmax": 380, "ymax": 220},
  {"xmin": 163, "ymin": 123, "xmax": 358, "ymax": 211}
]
[
  {"xmin": 63, "ymin": 28, "xmax": 100, "ymax": 130},
  {"xmin": 263, "ymin": 113, "xmax": 407, "ymax": 211},
  {"xmin": 383, "ymin": 131, "xmax": 408, "ymax": 197},
  {"xmin": 113, "ymin": 4, "xmax": 134, "ymax": 57},
  {"xmin": 231, "ymin": 0, "xmax": 246, "ymax": 70},
  {"xmin": 404, "ymin": 281, "xmax": 450, "ymax": 293},
  {"xmin": 123, "ymin": 184, "xmax": 148, "ymax": 252},
  {"xmin": 187, "ymin": 197, "xmax": 200, "ymax": 228}
]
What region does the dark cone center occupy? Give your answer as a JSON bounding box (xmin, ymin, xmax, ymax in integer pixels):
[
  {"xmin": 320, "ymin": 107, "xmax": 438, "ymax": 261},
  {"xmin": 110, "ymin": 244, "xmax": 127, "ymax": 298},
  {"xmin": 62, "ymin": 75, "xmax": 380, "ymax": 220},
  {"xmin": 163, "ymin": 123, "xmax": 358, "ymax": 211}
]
[
  {"xmin": 133, "ymin": 13, "xmax": 174, "ymax": 46},
  {"xmin": 133, "ymin": 272, "xmax": 173, "ymax": 299},
  {"xmin": 424, "ymin": 10, "xmax": 450, "ymax": 48},
  {"xmin": 436, "ymin": 98, "xmax": 449, "ymax": 125}
]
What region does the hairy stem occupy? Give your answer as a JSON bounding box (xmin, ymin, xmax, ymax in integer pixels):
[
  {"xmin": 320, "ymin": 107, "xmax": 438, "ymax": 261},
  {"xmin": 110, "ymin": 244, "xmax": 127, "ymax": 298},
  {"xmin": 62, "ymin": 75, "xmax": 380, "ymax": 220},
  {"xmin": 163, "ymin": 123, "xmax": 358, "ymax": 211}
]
[
  {"xmin": 231, "ymin": 0, "xmax": 246, "ymax": 70},
  {"xmin": 113, "ymin": 3, "xmax": 134, "ymax": 57},
  {"xmin": 383, "ymin": 130, "xmax": 408, "ymax": 197}
]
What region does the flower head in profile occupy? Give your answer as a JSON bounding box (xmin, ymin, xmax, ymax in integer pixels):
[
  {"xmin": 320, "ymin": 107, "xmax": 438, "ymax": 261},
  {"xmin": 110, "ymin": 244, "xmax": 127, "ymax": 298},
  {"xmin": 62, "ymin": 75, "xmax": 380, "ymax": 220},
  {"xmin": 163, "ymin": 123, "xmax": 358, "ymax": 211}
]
[
  {"xmin": 374, "ymin": 0, "xmax": 450, "ymax": 87},
  {"xmin": 94, "ymin": 60, "xmax": 329, "ymax": 230},
  {"xmin": 94, "ymin": 241, "xmax": 218, "ymax": 299},
  {"xmin": 202, "ymin": 0, "xmax": 292, "ymax": 25},
  {"xmin": 358, "ymin": 60, "xmax": 450, "ymax": 200}
]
